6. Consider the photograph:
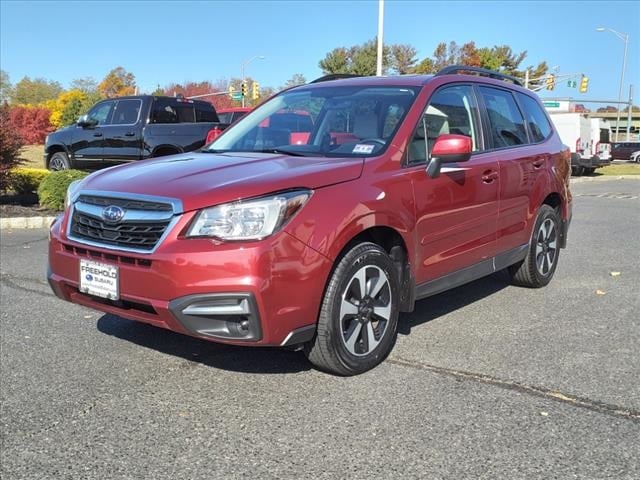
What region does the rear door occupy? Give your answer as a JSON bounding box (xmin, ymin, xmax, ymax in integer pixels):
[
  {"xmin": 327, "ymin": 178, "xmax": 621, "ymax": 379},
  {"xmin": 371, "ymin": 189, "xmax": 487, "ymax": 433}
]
[
  {"xmin": 477, "ymin": 86, "xmax": 550, "ymax": 256},
  {"xmin": 408, "ymin": 84, "xmax": 500, "ymax": 284},
  {"xmin": 102, "ymin": 98, "xmax": 144, "ymax": 163}
]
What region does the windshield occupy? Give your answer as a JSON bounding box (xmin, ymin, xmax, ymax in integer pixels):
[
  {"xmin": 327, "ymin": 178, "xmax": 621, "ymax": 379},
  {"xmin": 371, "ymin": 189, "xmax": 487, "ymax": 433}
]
[{"xmin": 206, "ymin": 85, "xmax": 419, "ymax": 157}]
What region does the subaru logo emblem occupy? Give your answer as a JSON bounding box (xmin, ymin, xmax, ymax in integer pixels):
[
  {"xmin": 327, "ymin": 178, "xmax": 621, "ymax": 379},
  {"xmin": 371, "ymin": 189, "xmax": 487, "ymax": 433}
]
[{"xmin": 102, "ymin": 205, "xmax": 125, "ymax": 223}]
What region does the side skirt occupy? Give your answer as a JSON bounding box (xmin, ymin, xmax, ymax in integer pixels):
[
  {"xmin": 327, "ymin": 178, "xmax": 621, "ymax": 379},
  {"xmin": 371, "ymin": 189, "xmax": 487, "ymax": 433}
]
[{"xmin": 414, "ymin": 244, "xmax": 528, "ymax": 301}]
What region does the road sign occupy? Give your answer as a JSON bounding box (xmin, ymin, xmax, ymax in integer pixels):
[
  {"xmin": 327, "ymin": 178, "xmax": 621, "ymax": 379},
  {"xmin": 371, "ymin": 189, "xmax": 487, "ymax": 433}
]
[
  {"xmin": 543, "ymin": 101, "xmax": 560, "ymax": 108},
  {"xmin": 231, "ymin": 93, "xmax": 243, "ymax": 101}
]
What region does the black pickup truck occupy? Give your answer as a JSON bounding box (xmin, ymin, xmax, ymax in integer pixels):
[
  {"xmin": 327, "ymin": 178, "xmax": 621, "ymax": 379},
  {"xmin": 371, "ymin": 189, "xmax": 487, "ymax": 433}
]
[{"xmin": 44, "ymin": 95, "xmax": 228, "ymax": 170}]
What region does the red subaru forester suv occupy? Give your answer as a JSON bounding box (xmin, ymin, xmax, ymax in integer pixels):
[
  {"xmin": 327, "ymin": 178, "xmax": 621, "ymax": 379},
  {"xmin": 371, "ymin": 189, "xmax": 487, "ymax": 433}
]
[{"xmin": 48, "ymin": 67, "xmax": 572, "ymax": 375}]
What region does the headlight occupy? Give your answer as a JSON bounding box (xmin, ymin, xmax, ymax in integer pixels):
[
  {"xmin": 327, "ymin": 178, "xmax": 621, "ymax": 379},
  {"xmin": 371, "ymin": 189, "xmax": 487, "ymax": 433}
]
[
  {"xmin": 64, "ymin": 180, "xmax": 83, "ymax": 209},
  {"xmin": 186, "ymin": 190, "xmax": 312, "ymax": 241}
]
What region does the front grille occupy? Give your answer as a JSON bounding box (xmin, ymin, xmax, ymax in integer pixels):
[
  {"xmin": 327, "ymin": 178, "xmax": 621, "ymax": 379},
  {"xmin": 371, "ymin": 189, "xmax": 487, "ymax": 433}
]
[
  {"xmin": 71, "ymin": 212, "xmax": 169, "ymax": 250},
  {"xmin": 77, "ymin": 195, "xmax": 172, "ymax": 212},
  {"xmin": 68, "ymin": 194, "xmax": 177, "ymax": 251}
]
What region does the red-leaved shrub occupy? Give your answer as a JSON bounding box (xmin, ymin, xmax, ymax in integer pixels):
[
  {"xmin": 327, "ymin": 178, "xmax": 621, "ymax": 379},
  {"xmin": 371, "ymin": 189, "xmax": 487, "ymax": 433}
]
[
  {"xmin": 8, "ymin": 105, "xmax": 54, "ymax": 144},
  {"xmin": 0, "ymin": 104, "xmax": 25, "ymax": 191}
]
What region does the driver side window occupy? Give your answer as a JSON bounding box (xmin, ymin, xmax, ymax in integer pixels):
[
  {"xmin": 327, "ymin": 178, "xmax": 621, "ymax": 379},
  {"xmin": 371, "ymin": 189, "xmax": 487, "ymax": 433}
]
[
  {"xmin": 408, "ymin": 85, "xmax": 478, "ymax": 165},
  {"xmin": 88, "ymin": 101, "xmax": 114, "ymax": 125}
]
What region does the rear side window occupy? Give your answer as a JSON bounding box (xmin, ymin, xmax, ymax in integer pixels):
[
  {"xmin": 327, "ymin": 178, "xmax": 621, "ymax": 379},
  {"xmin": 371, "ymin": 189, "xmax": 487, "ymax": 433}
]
[
  {"xmin": 152, "ymin": 99, "xmax": 178, "ymax": 124},
  {"xmin": 110, "ymin": 99, "xmax": 142, "ymax": 125},
  {"xmin": 517, "ymin": 93, "xmax": 552, "ymax": 142},
  {"xmin": 479, "ymin": 86, "xmax": 528, "ymax": 148},
  {"xmin": 195, "ymin": 103, "xmax": 218, "ymax": 122}
]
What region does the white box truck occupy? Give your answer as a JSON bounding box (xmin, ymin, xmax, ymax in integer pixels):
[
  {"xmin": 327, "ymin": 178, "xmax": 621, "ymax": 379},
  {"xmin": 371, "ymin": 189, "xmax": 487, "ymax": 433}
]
[{"xmin": 548, "ymin": 113, "xmax": 611, "ymax": 175}]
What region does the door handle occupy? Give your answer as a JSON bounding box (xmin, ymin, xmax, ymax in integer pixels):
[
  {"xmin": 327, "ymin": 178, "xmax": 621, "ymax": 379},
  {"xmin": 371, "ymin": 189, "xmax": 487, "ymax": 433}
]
[
  {"xmin": 93, "ymin": 132, "xmax": 103, "ymax": 137},
  {"xmin": 124, "ymin": 132, "xmax": 136, "ymax": 137},
  {"xmin": 533, "ymin": 158, "xmax": 545, "ymax": 169},
  {"xmin": 481, "ymin": 170, "xmax": 499, "ymax": 183}
]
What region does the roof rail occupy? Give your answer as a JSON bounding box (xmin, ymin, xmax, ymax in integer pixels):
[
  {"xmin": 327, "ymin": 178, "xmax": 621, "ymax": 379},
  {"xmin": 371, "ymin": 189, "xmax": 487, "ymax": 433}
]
[
  {"xmin": 435, "ymin": 65, "xmax": 523, "ymax": 87},
  {"xmin": 309, "ymin": 74, "xmax": 363, "ymax": 84}
]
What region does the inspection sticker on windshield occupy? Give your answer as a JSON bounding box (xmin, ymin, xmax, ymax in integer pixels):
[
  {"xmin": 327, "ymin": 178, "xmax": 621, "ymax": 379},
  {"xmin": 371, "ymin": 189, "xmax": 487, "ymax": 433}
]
[
  {"xmin": 79, "ymin": 259, "xmax": 119, "ymax": 300},
  {"xmin": 353, "ymin": 144, "xmax": 375, "ymax": 154}
]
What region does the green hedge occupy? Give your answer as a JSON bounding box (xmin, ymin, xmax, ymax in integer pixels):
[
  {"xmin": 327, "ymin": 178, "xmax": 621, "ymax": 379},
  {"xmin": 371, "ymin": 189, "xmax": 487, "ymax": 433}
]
[
  {"xmin": 37, "ymin": 170, "xmax": 88, "ymax": 211},
  {"xmin": 9, "ymin": 167, "xmax": 51, "ymax": 194}
]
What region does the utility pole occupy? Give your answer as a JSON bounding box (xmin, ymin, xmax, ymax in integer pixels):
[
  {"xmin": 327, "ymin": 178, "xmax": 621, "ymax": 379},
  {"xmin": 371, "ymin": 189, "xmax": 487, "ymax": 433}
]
[
  {"xmin": 376, "ymin": 0, "xmax": 384, "ymax": 76},
  {"xmin": 627, "ymin": 85, "xmax": 634, "ymax": 141}
]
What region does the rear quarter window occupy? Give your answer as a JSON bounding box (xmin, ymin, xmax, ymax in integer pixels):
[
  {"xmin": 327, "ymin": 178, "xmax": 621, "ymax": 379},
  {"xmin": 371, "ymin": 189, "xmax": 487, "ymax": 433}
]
[{"xmin": 516, "ymin": 93, "xmax": 553, "ymax": 143}]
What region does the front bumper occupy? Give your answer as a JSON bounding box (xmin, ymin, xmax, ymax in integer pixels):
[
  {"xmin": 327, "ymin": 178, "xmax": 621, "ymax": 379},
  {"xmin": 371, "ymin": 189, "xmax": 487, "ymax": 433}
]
[{"xmin": 47, "ymin": 214, "xmax": 331, "ymax": 347}]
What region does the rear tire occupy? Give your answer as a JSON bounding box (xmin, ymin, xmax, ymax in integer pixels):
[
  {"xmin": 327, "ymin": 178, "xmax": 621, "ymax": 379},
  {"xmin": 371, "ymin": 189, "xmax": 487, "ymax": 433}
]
[
  {"xmin": 48, "ymin": 152, "xmax": 71, "ymax": 171},
  {"xmin": 304, "ymin": 242, "xmax": 400, "ymax": 376},
  {"xmin": 509, "ymin": 205, "xmax": 561, "ymax": 288},
  {"xmin": 584, "ymin": 167, "xmax": 596, "ymax": 175}
]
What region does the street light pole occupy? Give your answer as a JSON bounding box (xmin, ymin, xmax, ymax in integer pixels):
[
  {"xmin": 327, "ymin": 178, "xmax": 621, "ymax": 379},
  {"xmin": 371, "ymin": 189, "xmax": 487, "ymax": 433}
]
[
  {"xmin": 241, "ymin": 55, "xmax": 265, "ymax": 108},
  {"xmin": 597, "ymin": 27, "xmax": 630, "ymax": 141}
]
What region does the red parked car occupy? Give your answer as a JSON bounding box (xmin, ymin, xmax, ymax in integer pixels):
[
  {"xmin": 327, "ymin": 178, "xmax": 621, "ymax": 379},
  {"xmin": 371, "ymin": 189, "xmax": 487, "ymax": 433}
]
[{"xmin": 48, "ymin": 66, "xmax": 572, "ymax": 375}]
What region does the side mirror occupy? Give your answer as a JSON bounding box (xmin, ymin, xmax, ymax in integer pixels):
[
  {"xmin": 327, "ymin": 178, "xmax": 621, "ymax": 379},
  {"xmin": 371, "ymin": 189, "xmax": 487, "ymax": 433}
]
[
  {"xmin": 426, "ymin": 134, "xmax": 472, "ymax": 178},
  {"xmin": 77, "ymin": 114, "xmax": 98, "ymax": 128}
]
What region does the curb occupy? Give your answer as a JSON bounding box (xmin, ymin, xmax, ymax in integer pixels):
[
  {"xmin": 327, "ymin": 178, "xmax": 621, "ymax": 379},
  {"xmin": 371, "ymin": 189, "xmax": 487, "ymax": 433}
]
[
  {"xmin": 1, "ymin": 216, "xmax": 58, "ymax": 230},
  {"xmin": 571, "ymin": 175, "xmax": 640, "ymax": 183}
]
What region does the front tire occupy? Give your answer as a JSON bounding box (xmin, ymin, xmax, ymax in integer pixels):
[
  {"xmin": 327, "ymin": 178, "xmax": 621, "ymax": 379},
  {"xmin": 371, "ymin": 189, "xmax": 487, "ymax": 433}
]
[
  {"xmin": 48, "ymin": 152, "xmax": 71, "ymax": 171},
  {"xmin": 509, "ymin": 205, "xmax": 561, "ymax": 288},
  {"xmin": 305, "ymin": 242, "xmax": 400, "ymax": 376}
]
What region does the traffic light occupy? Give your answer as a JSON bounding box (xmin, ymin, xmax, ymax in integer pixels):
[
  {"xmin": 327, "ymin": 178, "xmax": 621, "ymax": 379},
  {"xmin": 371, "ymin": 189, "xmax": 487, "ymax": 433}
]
[
  {"xmin": 579, "ymin": 75, "xmax": 589, "ymax": 93},
  {"xmin": 545, "ymin": 74, "xmax": 556, "ymax": 91},
  {"xmin": 252, "ymin": 82, "xmax": 260, "ymax": 100},
  {"xmin": 241, "ymin": 82, "xmax": 248, "ymax": 97},
  {"xmin": 228, "ymin": 85, "xmax": 235, "ymax": 98}
]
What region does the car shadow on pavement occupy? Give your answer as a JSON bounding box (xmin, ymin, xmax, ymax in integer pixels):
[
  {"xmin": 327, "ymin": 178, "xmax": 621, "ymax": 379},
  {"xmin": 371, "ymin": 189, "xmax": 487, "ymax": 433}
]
[
  {"xmin": 96, "ymin": 271, "xmax": 511, "ymax": 374},
  {"xmin": 96, "ymin": 314, "xmax": 312, "ymax": 374},
  {"xmin": 398, "ymin": 270, "xmax": 511, "ymax": 335}
]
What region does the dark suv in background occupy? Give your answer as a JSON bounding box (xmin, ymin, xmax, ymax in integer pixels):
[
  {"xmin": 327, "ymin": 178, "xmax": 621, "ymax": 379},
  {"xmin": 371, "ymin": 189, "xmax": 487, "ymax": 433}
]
[
  {"xmin": 48, "ymin": 66, "xmax": 572, "ymax": 375},
  {"xmin": 611, "ymin": 141, "xmax": 640, "ymax": 160},
  {"xmin": 44, "ymin": 95, "xmax": 228, "ymax": 170}
]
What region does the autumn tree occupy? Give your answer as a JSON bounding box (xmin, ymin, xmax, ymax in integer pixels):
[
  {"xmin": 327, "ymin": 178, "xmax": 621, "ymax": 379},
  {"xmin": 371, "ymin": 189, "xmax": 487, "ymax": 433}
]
[
  {"xmin": 47, "ymin": 89, "xmax": 103, "ymax": 128},
  {"xmin": 11, "ymin": 76, "xmax": 63, "ymax": 105},
  {"xmin": 390, "ymin": 44, "xmax": 418, "ymax": 74},
  {"xmin": 319, "ymin": 38, "xmax": 392, "ymax": 76},
  {"xmin": 70, "ymin": 77, "xmax": 98, "ymax": 94},
  {"xmin": 1, "ymin": 70, "xmax": 12, "ymax": 103},
  {"xmin": 282, "ymin": 74, "xmax": 307, "ymax": 89},
  {"xmin": 8, "ymin": 105, "xmax": 52, "ymax": 144},
  {"xmin": 98, "ymin": 67, "xmax": 136, "ymax": 98}
]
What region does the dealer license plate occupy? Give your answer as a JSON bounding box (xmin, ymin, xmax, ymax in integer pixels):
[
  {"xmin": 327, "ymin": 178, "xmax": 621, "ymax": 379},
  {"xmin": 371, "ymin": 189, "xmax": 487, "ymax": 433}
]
[{"xmin": 79, "ymin": 259, "xmax": 119, "ymax": 300}]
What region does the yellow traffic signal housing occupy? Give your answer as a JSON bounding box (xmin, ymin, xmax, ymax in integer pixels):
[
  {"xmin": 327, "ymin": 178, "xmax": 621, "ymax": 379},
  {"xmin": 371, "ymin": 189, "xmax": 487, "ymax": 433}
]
[
  {"xmin": 252, "ymin": 82, "xmax": 260, "ymax": 100},
  {"xmin": 579, "ymin": 75, "xmax": 589, "ymax": 93},
  {"xmin": 228, "ymin": 85, "xmax": 235, "ymax": 97},
  {"xmin": 241, "ymin": 82, "xmax": 248, "ymax": 97},
  {"xmin": 546, "ymin": 74, "xmax": 556, "ymax": 91}
]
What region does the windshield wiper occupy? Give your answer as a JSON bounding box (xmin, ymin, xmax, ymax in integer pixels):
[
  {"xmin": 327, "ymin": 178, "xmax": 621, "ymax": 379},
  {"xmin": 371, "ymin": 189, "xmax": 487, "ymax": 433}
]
[{"xmin": 256, "ymin": 148, "xmax": 309, "ymax": 157}]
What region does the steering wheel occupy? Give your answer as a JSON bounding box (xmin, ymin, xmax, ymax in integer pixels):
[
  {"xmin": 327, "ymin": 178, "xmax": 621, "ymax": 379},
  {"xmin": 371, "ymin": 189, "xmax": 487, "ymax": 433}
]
[{"xmin": 358, "ymin": 138, "xmax": 386, "ymax": 146}]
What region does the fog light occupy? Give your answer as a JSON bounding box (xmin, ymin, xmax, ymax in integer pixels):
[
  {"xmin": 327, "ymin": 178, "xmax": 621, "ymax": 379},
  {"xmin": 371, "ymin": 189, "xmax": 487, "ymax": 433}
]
[{"xmin": 240, "ymin": 320, "xmax": 250, "ymax": 331}]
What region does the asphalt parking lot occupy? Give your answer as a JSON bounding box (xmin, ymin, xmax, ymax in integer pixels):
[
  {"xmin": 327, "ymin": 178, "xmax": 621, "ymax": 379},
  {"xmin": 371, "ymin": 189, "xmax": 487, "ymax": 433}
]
[{"xmin": 1, "ymin": 178, "xmax": 639, "ymax": 479}]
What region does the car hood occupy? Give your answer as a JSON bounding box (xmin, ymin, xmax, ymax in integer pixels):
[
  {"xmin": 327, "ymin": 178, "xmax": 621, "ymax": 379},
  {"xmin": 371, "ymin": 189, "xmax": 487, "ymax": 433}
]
[{"xmin": 78, "ymin": 152, "xmax": 364, "ymax": 212}]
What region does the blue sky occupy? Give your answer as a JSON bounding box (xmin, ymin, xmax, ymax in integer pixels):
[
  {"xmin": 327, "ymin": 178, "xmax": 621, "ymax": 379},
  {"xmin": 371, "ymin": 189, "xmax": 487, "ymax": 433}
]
[{"xmin": 1, "ymin": 0, "xmax": 639, "ymax": 106}]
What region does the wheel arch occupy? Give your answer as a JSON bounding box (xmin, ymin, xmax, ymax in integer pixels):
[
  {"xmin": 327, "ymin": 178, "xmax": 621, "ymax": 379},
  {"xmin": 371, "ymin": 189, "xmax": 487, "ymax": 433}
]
[
  {"xmin": 151, "ymin": 145, "xmax": 183, "ymax": 157},
  {"xmin": 45, "ymin": 145, "xmax": 69, "ymax": 168},
  {"xmin": 329, "ymin": 224, "xmax": 415, "ymax": 313}
]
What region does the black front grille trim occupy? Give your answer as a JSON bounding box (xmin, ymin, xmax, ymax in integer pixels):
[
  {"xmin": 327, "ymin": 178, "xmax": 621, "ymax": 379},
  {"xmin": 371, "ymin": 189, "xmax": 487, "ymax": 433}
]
[{"xmin": 77, "ymin": 195, "xmax": 173, "ymax": 212}]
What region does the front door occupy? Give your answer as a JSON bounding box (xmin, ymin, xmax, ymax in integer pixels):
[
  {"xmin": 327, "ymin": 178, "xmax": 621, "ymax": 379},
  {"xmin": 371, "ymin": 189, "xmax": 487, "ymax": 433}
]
[
  {"xmin": 70, "ymin": 100, "xmax": 114, "ymax": 166},
  {"xmin": 408, "ymin": 84, "xmax": 499, "ymax": 284}
]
